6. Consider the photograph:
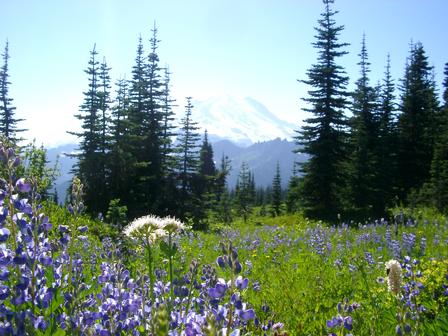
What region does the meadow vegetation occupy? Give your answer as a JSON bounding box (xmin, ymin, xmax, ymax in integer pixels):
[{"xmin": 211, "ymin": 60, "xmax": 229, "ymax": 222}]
[{"xmin": 1, "ymin": 145, "xmax": 447, "ymax": 335}]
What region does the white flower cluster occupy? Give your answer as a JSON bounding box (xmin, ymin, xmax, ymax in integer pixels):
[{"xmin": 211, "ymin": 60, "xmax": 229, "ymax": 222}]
[
  {"xmin": 385, "ymin": 259, "xmax": 402, "ymax": 295},
  {"xmin": 123, "ymin": 214, "xmax": 186, "ymax": 245}
]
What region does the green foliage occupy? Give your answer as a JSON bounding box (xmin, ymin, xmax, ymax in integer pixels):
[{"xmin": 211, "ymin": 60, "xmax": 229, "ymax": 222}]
[
  {"xmin": 347, "ymin": 35, "xmax": 382, "ymax": 219},
  {"xmin": 270, "ymin": 161, "xmax": 282, "ymax": 217},
  {"xmin": 105, "ymin": 198, "xmax": 128, "ymax": 230},
  {"xmin": 68, "ymin": 45, "xmax": 111, "ymax": 216},
  {"xmin": 21, "ymin": 141, "xmax": 59, "ymax": 199},
  {"xmin": 0, "ymin": 138, "xmax": 58, "ymax": 200},
  {"xmin": 285, "ymin": 162, "xmax": 302, "ymax": 214},
  {"xmin": 42, "ymin": 201, "xmax": 118, "ymax": 241},
  {"xmin": 417, "ymin": 62, "xmax": 448, "ymax": 214},
  {"xmin": 376, "ymin": 54, "xmax": 399, "ymax": 214},
  {"xmin": 397, "ymin": 42, "xmax": 439, "ymax": 200},
  {"xmin": 234, "ymin": 162, "xmax": 254, "ymax": 223},
  {"xmin": 295, "ymin": 0, "xmax": 349, "ymax": 221}
]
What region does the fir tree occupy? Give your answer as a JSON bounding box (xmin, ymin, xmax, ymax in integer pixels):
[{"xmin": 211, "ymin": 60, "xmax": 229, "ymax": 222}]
[
  {"xmin": 199, "ymin": 130, "xmax": 216, "ymax": 177},
  {"xmin": 126, "ymin": 36, "xmax": 148, "ymax": 217},
  {"xmin": 97, "ymin": 57, "xmax": 112, "ymax": 210},
  {"xmin": 376, "ymin": 54, "xmax": 398, "ymax": 210},
  {"xmin": 347, "ymin": 35, "xmax": 380, "ymax": 218},
  {"xmin": 216, "ymin": 186, "xmax": 233, "ymax": 225},
  {"xmin": 213, "ymin": 154, "xmax": 232, "ymax": 225},
  {"xmin": 69, "ymin": 45, "xmax": 105, "ymax": 215},
  {"xmin": 108, "ymin": 77, "xmax": 133, "ymax": 206},
  {"xmin": 397, "ymin": 42, "xmax": 439, "ymax": 200},
  {"xmin": 421, "ymin": 62, "xmax": 448, "ymax": 213},
  {"xmin": 139, "ymin": 24, "xmax": 165, "ymax": 215},
  {"xmin": 285, "ymin": 162, "xmax": 302, "ymax": 213},
  {"xmin": 175, "ymin": 97, "xmax": 201, "ymax": 219},
  {"xmin": 98, "ymin": 57, "xmax": 112, "ymax": 158},
  {"xmin": 234, "ymin": 162, "xmax": 254, "ymax": 223},
  {"xmin": 295, "ymin": 0, "xmax": 349, "ymax": 221},
  {"xmin": 160, "ymin": 66, "xmax": 177, "ymax": 175},
  {"xmin": 271, "ymin": 161, "xmax": 282, "ymax": 216},
  {"xmin": 0, "ymin": 41, "xmax": 25, "ymax": 142}
]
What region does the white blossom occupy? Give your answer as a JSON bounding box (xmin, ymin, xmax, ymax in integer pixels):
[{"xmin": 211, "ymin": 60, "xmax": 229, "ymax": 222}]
[{"xmin": 385, "ymin": 259, "xmax": 402, "ymax": 295}]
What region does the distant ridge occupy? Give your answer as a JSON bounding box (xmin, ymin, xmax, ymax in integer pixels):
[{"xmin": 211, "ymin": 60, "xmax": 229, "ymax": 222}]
[{"xmin": 47, "ymin": 138, "xmax": 306, "ymax": 201}]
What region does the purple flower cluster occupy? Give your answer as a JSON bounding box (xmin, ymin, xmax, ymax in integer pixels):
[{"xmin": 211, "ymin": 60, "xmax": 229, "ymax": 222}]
[
  {"xmin": 326, "ymin": 299, "xmax": 360, "ymax": 336},
  {"xmin": 306, "ymin": 225, "xmax": 331, "ymax": 257},
  {"xmin": 393, "ymin": 256, "xmax": 426, "ymax": 335},
  {"xmin": 0, "ymin": 145, "xmax": 285, "ymax": 335}
]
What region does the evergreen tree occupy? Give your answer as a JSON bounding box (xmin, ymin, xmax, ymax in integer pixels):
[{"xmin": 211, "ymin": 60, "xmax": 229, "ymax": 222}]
[
  {"xmin": 108, "ymin": 77, "xmax": 133, "ymax": 206},
  {"xmin": 69, "ymin": 45, "xmax": 105, "ymax": 215},
  {"xmin": 175, "ymin": 97, "xmax": 201, "ymax": 219},
  {"xmin": 213, "ymin": 154, "xmax": 232, "ymax": 223},
  {"xmin": 271, "ymin": 161, "xmax": 282, "ymax": 216},
  {"xmin": 347, "ymin": 35, "xmax": 380, "ymax": 218},
  {"xmin": 215, "ymin": 154, "xmax": 231, "ymax": 202},
  {"xmin": 234, "ymin": 162, "xmax": 254, "ymax": 223},
  {"xmin": 216, "ymin": 186, "xmax": 233, "ymax": 225},
  {"xmin": 141, "ymin": 24, "xmax": 165, "ymax": 212},
  {"xmin": 126, "ymin": 36, "xmax": 149, "ymax": 217},
  {"xmin": 295, "ymin": 0, "xmax": 349, "ymax": 221},
  {"xmin": 98, "ymin": 57, "xmax": 112, "ymax": 158},
  {"xmin": 285, "ymin": 161, "xmax": 302, "ymax": 213},
  {"xmin": 97, "ymin": 57, "xmax": 112, "ymax": 210},
  {"xmin": 376, "ymin": 54, "xmax": 398, "ymax": 210},
  {"xmin": 199, "ymin": 130, "xmax": 216, "ymax": 177},
  {"xmin": 397, "ymin": 42, "xmax": 439, "ymax": 200},
  {"xmin": 136, "ymin": 24, "xmax": 166, "ymax": 215},
  {"xmin": 126, "ymin": 27, "xmax": 166, "ymax": 217},
  {"xmin": 421, "ymin": 63, "xmax": 448, "ymax": 212},
  {"xmin": 160, "ymin": 66, "xmax": 177, "ymax": 175},
  {"xmin": 0, "ymin": 41, "xmax": 25, "ymax": 142},
  {"xmin": 189, "ymin": 130, "xmax": 217, "ymax": 228}
]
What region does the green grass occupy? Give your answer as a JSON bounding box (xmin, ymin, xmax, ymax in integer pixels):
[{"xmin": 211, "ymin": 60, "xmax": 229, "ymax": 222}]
[
  {"xmin": 180, "ymin": 209, "xmax": 448, "ymax": 335},
  {"xmin": 41, "ymin": 203, "xmax": 448, "ymax": 334}
]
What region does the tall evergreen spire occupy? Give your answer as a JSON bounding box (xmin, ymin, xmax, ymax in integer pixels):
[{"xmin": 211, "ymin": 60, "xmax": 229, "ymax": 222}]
[
  {"xmin": 348, "ymin": 34, "xmax": 380, "ymax": 218},
  {"xmin": 397, "ymin": 42, "xmax": 439, "ymax": 198},
  {"xmin": 295, "ymin": 0, "xmax": 349, "ymax": 221},
  {"xmin": 0, "ymin": 41, "xmax": 25, "ymax": 142}
]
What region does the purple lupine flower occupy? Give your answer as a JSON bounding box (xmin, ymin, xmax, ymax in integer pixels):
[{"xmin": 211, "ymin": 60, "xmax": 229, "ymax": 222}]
[
  {"xmin": 216, "ymin": 256, "xmax": 227, "ymax": 269},
  {"xmin": 235, "ymin": 276, "xmax": 248, "ymax": 290},
  {"xmin": 0, "ymin": 227, "xmax": 10, "ymax": 242},
  {"xmin": 0, "ymin": 206, "xmax": 7, "ymax": 223},
  {"xmin": 0, "ymin": 284, "xmax": 10, "ymax": 300},
  {"xmin": 15, "ymin": 178, "xmax": 31, "ymax": 193},
  {"xmin": 208, "ymin": 281, "xmax": 227, "ymax": 299},
  {"xmin": 78, "ymin": 225, "xmax": 88, "ymax": 233},
  {"xmin": 326, "ymin": 316, "xmax": 342, "ymax": 328},
  {"xmin": 343, "ymin": 316, "xmax": 353, "ymax": 330},
  {"xmin": 239, "ymin": 308, "xmax": 255, "ymax": 321}
]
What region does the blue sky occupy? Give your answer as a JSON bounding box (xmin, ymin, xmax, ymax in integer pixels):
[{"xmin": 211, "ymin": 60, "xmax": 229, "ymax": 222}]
[{"xmin": 0, "ymin": 0, "xmax": 447, "ymax": 147}]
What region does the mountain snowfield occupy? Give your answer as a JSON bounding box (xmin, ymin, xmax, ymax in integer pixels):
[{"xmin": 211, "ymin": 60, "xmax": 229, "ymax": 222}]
[{"xmin": 188, "ymin": 96, "xmax": 297, "ymax": 146}]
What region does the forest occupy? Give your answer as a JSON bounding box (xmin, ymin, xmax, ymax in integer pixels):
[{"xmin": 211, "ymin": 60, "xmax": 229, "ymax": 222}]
[{"xmin": 0, "ymin": 0, "xmax": 447, "ymax": 335}]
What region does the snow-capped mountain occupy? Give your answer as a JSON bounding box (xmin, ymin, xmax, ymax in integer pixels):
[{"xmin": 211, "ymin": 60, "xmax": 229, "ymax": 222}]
[{"xmin": 189, "ymin": 96, "xmax": 297, "ymax": 146}]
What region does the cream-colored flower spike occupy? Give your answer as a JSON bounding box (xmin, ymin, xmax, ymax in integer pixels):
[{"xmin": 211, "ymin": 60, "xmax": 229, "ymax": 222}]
[{"xmin": 385, "ymin": 259, "xmax": 402, "ymax": 295}]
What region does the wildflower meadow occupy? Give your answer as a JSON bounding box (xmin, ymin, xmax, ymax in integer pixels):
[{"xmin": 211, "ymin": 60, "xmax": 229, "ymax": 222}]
[{"xmin": 1, "ymin": 144, "xmax": 448, "ymax": 335}]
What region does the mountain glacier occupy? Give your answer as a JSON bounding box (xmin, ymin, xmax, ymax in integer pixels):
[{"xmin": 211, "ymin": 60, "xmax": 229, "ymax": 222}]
[{"xmin": 189, "ymin": 96, "xmax": 297, "ymax": 146}]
